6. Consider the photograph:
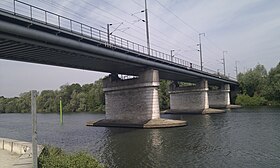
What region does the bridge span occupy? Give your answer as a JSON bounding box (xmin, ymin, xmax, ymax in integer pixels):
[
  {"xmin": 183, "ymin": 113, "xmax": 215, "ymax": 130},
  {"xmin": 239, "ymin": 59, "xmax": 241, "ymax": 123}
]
[{"xmin": 0, "ymin": 1, "xmax": 238, "ymax": 128}]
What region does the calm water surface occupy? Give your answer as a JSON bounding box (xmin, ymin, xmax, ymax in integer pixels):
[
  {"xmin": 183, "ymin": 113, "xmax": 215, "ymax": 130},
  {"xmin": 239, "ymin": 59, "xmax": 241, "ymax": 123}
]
[{"xmin": 0, "ymin": 107, "xmax": 280, "ymax": 168}]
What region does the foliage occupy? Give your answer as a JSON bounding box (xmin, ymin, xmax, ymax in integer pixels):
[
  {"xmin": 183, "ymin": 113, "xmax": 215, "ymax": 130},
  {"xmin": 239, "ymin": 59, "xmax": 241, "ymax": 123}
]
[
  {"xmin": 37, "ymin": 90, "xmax": 58, "ymax": 113},
  {"xmin": 0, "ymin": 79, "xmax": 105, "ymax": 113},
  {"xmin": 39, "ymin": 146, "xmax": 104, "ymax": 168},
  {"xmin": 0, "ymin": 92, "xmax": 31, "ymax": 113},
  {"xmin": 264, "ymin": 62, "xmax": 280, "ymax": 101},
  {"xmin": 159, "ymin": 80, "xmax": 171, "ymax": 110},
  {"xmin": 237, "ymin": 64, "xmax": 267, "ymax": 97},
  {"xmin": 235, "ymin": 94, "xmax": 267, "ymax": 106},
  {"xmin": 236, "ymin": 62, "xmax": 280, "ymax": 106}
]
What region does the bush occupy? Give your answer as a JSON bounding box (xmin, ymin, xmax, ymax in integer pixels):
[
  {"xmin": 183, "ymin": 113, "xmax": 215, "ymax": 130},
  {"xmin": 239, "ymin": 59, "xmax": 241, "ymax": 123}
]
[
  {"xmin": 39, "ymin": 146, "xmax": 104, "ymax": 168},
  {"xmin": 235, "ymin": 94, "xmax": 268, "ymax": 106},
  {"xmin": 267, "ymin": 100, "xmax": 280, "ymax": 106}
]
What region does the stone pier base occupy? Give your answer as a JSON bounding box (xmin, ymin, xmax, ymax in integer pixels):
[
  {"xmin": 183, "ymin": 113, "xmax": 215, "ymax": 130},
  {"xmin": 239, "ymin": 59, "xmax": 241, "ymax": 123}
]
[
  {"xmin": 209, "ymin": 84, "xmax": 231, "ymax": 108},
  {"xmin": 86, "ymin": 118, "xmax": 187, "ymax": 128},
  {"xmin": 168, "ymin": 79, "xmax": 221, "ymax": 114},
  {"xmin": 87, "ymin": 69, "xmax": 186, "ymax": 128}
]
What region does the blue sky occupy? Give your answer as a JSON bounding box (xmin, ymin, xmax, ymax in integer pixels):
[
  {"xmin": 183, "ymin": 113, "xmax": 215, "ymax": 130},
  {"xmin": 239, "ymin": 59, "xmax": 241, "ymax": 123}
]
[{"xmin": 0, "ymin": 0, "xmax": 279, "ymax": 97}]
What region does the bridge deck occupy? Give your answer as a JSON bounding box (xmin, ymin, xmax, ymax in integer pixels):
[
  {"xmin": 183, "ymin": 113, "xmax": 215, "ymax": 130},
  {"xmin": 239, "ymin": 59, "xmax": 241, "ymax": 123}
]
[{"xmin": 0, "ymin": 2, "xmax": 238, "ymax": 86}]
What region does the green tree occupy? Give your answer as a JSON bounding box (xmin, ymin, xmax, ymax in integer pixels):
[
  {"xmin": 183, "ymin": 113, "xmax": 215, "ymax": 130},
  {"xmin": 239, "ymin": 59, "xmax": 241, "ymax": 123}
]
[
  {"xmin": 264, "ymin": 63, "xmax": 280, "ymax": 103},
  {"xmin": 87, "ymin": 79, "xmax": 105, "ymax": 112},
  {"xmin": 69, "ymin": 90, "xmax": 80, "ymax": 112},
  {"xmin": 4, "ymin": 97, "xmax": 19, "ymax": 113},
  {"xmin": 77, "ymin": 92, "xmax": 87, "ymax": 112},
  {"xmin": 17, "ymin": 92, "xmax": 31, "ymax": 113},
  {"xmin": 237, "ymin": 64, "xmax": 267, "ymax": 97},
  {"xmin": 59, "ymin": 83, "xmax": 82, "ymax": 112},
  {"xmin": 236, "ymin": 62, "xmax": 280, "ymax": 106},
  {"xmin": 0, "ymin": 96, "xmax": 6, "ymax": 113},
  {"xmin": 159, "ymin": 80, "xmax": 171, "ymax": 110},
  {"xmin": 37, "ymin": 90, "xmax": 58, "ymax": 112}
]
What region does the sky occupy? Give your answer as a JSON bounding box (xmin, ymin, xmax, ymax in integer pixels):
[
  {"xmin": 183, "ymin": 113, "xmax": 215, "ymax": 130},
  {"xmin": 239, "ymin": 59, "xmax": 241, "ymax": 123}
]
[{"xmin": 0, "ymin": 0, "xmax": 279, "ymax": 97}]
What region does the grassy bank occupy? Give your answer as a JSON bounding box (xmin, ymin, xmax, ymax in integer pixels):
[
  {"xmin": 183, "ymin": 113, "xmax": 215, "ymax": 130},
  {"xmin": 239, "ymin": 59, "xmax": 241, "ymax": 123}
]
[{"xmin": 39, "ymin": 146, "xmax": 104, "ymax": 168}]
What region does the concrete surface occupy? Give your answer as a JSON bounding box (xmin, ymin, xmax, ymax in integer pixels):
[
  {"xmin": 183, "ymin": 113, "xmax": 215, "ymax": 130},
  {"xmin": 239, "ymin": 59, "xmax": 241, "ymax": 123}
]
[
  {"xmin": 86, "ymin": 118, "xmax": 187, "ymax": 128},
  {"xmin": 227, "ymin": 105, "xmax": 242, "ymax": 109},
  {"xmin": 0, "ymin": 137, "xmax": 44, "ymax": 168},
  {"xmin": 209, "ymin": 84, "xmax": 231, "ymax": 108},
  {"xmin": 169, "ymin": 79, "xmax": 209, "ymax": 113},
  {"xmin": 0, "ymin": 149, "xmax": 20, "ymax": 168},
  {"xmin": 103, "ymin": 69, "xmax": 160, "ymax": 121},
  {"xmin": 165, "ymin": 108, "xmax": 225, "ymax": 114}
]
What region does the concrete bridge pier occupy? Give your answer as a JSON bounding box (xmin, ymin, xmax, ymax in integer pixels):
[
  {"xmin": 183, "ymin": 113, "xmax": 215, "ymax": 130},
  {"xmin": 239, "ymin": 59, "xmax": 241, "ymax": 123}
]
[
  {"xmin": 169, "ymin": 79, "xmax": 211, "ymax": 114},
  {"xmin": 208, "ymin": 84, "xmax": 230, "ymax": 108},
  {"xmin": 87, "ymin": 69, "xmax": 186, "ymax": 128}
]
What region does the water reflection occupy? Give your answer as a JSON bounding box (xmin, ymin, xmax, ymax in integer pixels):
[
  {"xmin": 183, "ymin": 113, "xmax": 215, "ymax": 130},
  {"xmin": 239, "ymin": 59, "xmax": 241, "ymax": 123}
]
[
  {"xmin": 149, "ymin": 129, "xmax": 163, "ymax": 148},
  {"xmin": 98, "ymin": 128, "xmax": 165, "ymax": 168},
  {"xmin": 1, "ymin": 108, "xmax": 280, "ymax": 168}
]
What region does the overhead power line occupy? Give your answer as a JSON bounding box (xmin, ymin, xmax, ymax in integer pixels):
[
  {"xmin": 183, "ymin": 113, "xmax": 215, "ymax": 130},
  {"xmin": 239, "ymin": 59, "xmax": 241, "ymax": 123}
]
[
  {"xmin": 131, "ymin": 0, "xmax": 197, "ymax": 43},
  {"xmin": 77, "ymin": 0, "xmax": 182, "ymax": 52},
  {"xmin": 101, "ymin": 0, "xmax": 195, "ymax": 52},
  {"xmin": 154, "ymin": 0, "xmax": 200, "ymax": 34},
  {"xmin": 153, "ymin": 0, "xmax": 225, "ymax": 53}
]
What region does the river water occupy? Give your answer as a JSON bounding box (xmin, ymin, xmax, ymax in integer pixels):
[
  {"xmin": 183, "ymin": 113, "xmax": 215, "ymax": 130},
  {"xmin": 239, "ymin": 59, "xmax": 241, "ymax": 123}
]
[{"xmin": 0, "ymin": 107, "xmax": 280, "ymax": 168}]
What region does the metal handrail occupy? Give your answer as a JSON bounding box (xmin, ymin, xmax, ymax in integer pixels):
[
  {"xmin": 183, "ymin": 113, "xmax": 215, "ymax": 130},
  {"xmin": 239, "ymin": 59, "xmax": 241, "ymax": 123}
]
[{"xmin": 0, "ymin": 0, "xmax": 236, "ymax": 81}]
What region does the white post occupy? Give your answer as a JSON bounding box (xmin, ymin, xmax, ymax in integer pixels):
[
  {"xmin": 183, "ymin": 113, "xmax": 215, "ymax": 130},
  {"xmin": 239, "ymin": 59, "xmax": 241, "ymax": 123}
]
[{"xmin": 31, "ymin": 90, "xmax": 38, "ymax": 168}]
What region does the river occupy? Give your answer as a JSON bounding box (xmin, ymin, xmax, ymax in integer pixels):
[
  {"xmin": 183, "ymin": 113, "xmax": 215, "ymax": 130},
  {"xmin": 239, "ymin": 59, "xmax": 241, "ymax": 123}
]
[{"xmin": 0, "ymin": 107, "xmax": 280, "ymax": 168}]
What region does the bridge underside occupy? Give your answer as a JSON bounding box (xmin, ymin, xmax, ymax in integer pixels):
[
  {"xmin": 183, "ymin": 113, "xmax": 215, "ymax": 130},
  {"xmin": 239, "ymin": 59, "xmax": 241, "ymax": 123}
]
[
  {"xmin": 0, "ymin": 36, "xmax": 144, "ymax": 75},
  {"xmin": 0, "ymin": 10, "xmax": 238, "ymax": 87},
  {"xmin": 0, "ymin": 35, "xmax": 217, "ymax": 85}
]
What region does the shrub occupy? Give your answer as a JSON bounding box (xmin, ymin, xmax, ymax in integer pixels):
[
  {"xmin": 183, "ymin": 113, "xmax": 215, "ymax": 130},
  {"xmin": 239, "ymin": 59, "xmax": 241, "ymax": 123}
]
[
  {"xmin": 267, "ymin": 100, "xmax": 280, "ymax": 106},
  {"xmin": 39, "ymin": 146, "xmax": 104, "ymax": 168},
  {"xmin": 235, "ymin": 94, "xmax": 267, "ymax": 106}
]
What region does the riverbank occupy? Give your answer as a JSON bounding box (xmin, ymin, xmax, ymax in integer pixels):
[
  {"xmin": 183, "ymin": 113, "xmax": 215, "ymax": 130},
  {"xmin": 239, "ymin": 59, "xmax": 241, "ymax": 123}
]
[{"xmin": 0, "ymin": 137, "xmax": 104, "ymax": 168}]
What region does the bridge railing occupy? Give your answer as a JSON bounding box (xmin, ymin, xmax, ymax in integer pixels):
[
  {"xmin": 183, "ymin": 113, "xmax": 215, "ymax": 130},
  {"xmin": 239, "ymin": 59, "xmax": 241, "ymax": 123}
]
[
  {"xmin": 1, "ymin": 0, "xmax": 237, "ymax": 81},
  {"xmin": 203, "ymin": 67, "xmax": 217, "ymax": 75}
]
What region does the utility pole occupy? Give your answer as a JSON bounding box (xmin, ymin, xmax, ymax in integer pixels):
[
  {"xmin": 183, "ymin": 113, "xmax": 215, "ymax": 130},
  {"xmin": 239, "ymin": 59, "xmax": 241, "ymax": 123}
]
[
  {"xmin": 171, "ymin": 49, "xmax": 174, "ymax": 62},
  {"xmin": 198, "ymin": 33, "xmax": 205, "ymax": 71},
  {"xmin": 31, "ymin": 90, "xmax": 38, "ymax": 168},
  {"xmin": 235, "ymin": 61, "xmax": 239, "ymax": 78},
  {"xmin": 107, "ymin": 23, "xmax": 112, "ymax": 44},
  {"xmin": 144, "ymin": 0, "xmax": 151, "ymax": 55},
  {"xmin": 222, "ymin": 51, "xmax": 227, "ymax": 76}
]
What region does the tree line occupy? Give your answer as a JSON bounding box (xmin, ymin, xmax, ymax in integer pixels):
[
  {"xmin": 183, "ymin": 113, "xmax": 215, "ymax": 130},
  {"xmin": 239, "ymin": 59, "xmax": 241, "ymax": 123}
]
[
  {"xmin": 1, "ymin": 62, "xmax": 279, "ymax": 113},
  {"xmin": 0, "ymin": 79, "xmax": 171, "ymax": 113},
  {"xmin": 236, "ymin": 62, "xmax": 280, "ymax": 106},
  {"xmin": 0, "ymin": 79, "xmax": 104, "ymax": 113}
]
